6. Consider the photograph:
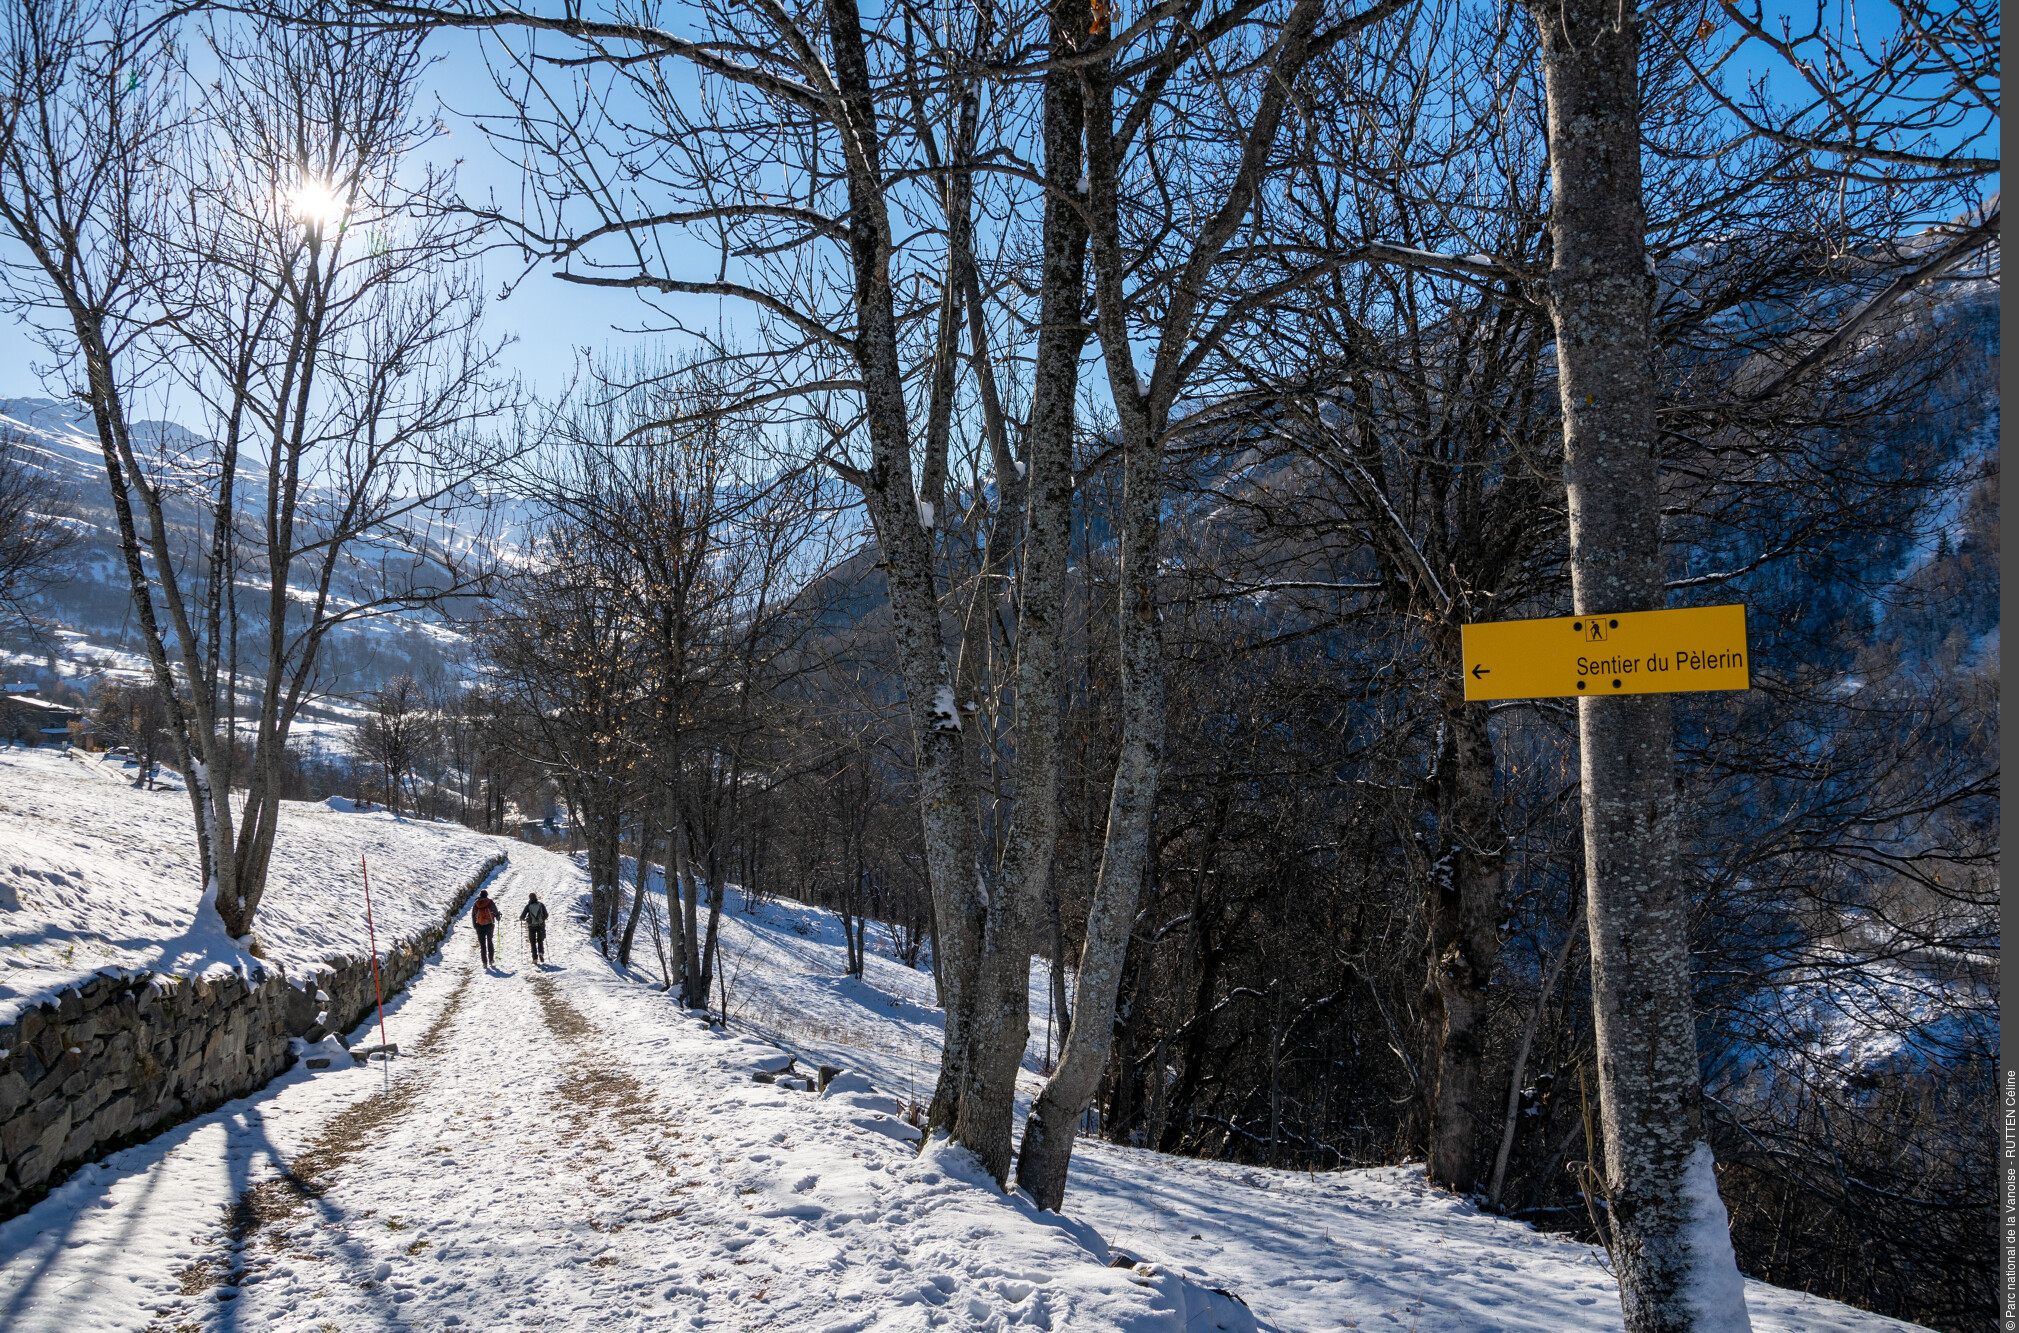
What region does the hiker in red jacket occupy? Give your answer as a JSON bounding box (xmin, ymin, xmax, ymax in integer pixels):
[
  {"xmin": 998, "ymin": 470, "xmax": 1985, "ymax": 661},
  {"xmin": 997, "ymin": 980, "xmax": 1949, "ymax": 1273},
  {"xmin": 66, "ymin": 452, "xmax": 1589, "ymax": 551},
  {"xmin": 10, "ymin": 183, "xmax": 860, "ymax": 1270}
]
[{"xmin": 472, "ymin": 888, "xmax": 500, "ymax": 967}]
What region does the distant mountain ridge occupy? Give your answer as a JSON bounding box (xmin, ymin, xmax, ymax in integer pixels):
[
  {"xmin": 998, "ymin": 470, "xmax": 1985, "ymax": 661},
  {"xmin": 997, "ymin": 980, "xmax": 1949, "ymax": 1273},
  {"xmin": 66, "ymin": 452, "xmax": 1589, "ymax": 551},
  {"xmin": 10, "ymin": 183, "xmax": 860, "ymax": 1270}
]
[{"xmin": 0, "ymin": 396, "xmax": 484, "ymax": 747}]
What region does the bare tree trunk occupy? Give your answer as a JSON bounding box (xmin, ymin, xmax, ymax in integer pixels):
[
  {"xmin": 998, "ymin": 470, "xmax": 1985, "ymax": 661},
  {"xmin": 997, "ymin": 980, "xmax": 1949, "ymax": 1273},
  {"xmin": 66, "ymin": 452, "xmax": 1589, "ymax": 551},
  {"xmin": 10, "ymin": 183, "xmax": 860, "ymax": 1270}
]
[
  {"xmin": 1046, "ymin": 883, "xmax": 1071, "ymax": 1054},
  {"xmin": 927, "ymin": 905, "xmax": 945, "ymax": 1008},
  {"xmin": 80, "ymin": 360, "xmax": 217, "ymax": 905},
  {"xmin": 678, "ymin": 808, "xmax": 703, "ymax": 1006},
  {"xmin": 667, "ymin": 797, "xmax": 690, "ymax": 993},
  {"xmin": 83, "ymin": 350, "xmax": 240, "ymax": 929},
  {"xmin": 807, "ymin": 0, "xmax": 988, "ymax": 1153},
  {"xmin": 646, "ymin": 892, "xmax": 672, "ymax": 990},
  {"xmin": 1100, "ymin": 920, "xmax": 1148, "ymax": 1145},
  {"xmin": 1489, "ymin": 906, "xmax": 1581, "ymax": 1209},
  {"xmin": 1010, "ymin": 0, "xmax": 1138, "ymax": 1211},
  {"xmin": 592, "ymin": 798, "xmax": 623, "ymax": 949},
  {"xmin": 932, "ymin": 0, "xmax": 1090, "ymax": 1200},
  {"xmin": 1015, "ymin": 415, "xmax": 1162, "ymax": 1208},
  {"xmin": 1528, "ymin": 0, "xmax": 1750, "ymax": 1325},
  {"xmin": 1423, "ymin": 688, "xmax": 1507, "ymax": 1194},
  {"xmin": 618, "ymin": 806, "xmax": 651, "ymax": 967},
  {"xmin": 1017, "ymin": 0, "xmax": 1340, "ymax": 1212},
  {"xmin": 1158, "ymin": 896, "xmax": 1221, "ymax": 1153},
  {"xmin": 701, "ymin": 872, "xmax": 724, "ymax": 1008},
  {"xmin": 843, "ymin": 831, "xmax": 867, "ymax": 977}
]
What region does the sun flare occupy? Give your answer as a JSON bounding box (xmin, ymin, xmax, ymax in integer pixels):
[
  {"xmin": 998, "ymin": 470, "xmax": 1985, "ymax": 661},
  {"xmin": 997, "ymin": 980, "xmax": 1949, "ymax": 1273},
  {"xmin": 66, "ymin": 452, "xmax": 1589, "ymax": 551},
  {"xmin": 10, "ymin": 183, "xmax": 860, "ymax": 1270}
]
[{"xmin": 284, "ymin": 180, "xmax": 345, "ymax": 228}]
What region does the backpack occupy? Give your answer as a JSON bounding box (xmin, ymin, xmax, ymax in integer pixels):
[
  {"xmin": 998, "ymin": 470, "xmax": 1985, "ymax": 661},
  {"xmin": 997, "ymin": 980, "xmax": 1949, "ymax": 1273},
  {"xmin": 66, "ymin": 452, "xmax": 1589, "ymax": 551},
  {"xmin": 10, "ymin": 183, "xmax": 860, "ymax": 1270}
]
[
  {"xmin": 525, "ymin": 900, "xmax": 549, "ymax": 927},
  {"xmin": 473, "ymin": 896, "xmax": 497, "ymax": 926}
]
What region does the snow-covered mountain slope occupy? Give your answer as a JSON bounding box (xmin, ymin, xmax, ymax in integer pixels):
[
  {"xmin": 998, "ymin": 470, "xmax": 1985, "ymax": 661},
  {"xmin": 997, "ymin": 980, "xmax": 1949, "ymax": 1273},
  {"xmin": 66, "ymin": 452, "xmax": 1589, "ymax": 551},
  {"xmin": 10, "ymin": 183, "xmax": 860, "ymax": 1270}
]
[
  {"xmin": 0, "ymin": 397, "xmax": 495, "ymax": 735},
  {"xmin": 0, "ymin": 769, "xmax": 1933, "ymax": 1332},
  {"xmin": 0, "ymin": 744, "xmax": 506, "ymax": 1025}
]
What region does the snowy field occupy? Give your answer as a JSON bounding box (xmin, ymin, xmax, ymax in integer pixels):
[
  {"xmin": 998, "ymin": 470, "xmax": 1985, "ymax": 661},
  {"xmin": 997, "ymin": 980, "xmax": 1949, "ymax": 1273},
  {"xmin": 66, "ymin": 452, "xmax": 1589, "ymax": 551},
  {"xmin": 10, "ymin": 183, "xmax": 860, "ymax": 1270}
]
[
  {"xmin": 0, "ymin": 808, "xmax": 1930, "ymax": 1330},
  {"xmin": 0, "ymin": 744, "xmax": 504, "ymax": 1024}
]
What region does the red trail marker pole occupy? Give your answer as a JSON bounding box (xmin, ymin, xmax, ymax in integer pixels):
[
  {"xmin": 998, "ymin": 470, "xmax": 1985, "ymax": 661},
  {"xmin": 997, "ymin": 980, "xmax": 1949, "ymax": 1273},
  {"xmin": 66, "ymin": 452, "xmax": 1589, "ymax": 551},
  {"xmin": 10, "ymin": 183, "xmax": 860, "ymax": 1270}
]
[{"xmin": 361, "ymin": 855, "xmax": 390, "ymax": 1055}]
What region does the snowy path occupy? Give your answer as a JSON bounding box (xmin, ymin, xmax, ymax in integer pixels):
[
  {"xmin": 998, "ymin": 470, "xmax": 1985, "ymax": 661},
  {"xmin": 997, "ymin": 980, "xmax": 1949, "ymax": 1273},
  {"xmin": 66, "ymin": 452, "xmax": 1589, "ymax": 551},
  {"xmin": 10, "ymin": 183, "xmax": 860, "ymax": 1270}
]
[
  {"xmin": 0, "ymin": 849, "xmax": 1222, "ymax": 1333},
  {"xmin": 0, "ymin": 844, "xmax": 1932, "ymax": 1332}
]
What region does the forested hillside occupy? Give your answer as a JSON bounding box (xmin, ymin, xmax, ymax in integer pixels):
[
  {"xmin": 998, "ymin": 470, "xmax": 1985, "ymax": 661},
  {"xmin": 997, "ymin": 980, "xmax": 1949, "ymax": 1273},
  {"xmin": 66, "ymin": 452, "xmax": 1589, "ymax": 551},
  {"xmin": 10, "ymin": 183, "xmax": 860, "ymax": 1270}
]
[{"xmin": 0, "ymin": 396, "xmax": 495, "ymax": 752}]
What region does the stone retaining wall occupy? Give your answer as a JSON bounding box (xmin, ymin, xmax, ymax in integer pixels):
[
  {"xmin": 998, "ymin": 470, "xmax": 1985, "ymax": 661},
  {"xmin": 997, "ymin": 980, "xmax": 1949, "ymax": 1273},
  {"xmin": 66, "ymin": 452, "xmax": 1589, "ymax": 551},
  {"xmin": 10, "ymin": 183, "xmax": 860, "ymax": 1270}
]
[{"xmin": 0, "ymin": 851, "xmax": 508, "ymax": 1217}]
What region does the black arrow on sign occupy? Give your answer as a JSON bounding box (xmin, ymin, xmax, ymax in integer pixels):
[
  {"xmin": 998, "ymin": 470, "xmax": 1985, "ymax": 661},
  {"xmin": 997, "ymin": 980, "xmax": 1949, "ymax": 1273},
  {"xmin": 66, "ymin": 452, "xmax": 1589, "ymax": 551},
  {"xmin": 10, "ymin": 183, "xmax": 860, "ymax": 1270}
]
[{"xmin": 1471, "ymin": 664, "xmax": 1489, "ymax": 679}]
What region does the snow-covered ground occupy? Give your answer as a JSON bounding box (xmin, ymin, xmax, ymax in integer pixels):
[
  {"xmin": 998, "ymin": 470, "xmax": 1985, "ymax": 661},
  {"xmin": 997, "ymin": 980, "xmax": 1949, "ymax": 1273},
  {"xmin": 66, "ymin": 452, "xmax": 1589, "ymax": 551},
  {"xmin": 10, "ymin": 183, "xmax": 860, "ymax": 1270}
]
[
  {"xmin": 0, "ymin": 744, "xmax": 503, "ymax": 1024},
  {"xmin": 0, "ymin": 851, "xmax": 1260, "ymax": 1333},
  {"xmin": 0, "ymin": 818, "xmax": 1930, "ymax": 1331},
  {"xmin": 669, "ymin": 889, "xmax": 1929, "ymax": 1333}
]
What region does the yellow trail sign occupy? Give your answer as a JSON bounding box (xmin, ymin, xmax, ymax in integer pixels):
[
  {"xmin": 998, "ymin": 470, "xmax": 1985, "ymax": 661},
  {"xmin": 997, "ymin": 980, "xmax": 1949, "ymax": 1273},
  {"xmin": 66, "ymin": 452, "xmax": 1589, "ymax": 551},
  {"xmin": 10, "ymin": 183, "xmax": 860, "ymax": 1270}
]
[{"xmin": 1460, "ymin": 604, "xmax": 1750, "ymax": 702}]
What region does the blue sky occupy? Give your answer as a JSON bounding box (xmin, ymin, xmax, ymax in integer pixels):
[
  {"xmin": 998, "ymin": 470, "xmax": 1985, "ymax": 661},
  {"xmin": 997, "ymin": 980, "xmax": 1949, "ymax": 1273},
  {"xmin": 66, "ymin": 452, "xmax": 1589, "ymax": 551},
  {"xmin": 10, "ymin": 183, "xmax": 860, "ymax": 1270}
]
[
  {"xmin": 0, "ymin": 3, "xmax": 1994, "ymax": 414},
  {"xmin": 0, "ymin": 26, "xmax": 669, "ymax": 408}
]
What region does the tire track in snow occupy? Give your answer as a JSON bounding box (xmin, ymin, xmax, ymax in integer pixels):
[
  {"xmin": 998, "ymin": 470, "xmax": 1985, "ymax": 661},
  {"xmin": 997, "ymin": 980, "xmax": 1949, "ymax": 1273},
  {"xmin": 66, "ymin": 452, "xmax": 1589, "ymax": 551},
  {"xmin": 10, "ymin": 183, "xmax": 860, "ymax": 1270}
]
[
  {"xmin": 162, "ymin": 966, "xmax": 481, "ymax": 1308},
  {"xmin": 517, "ymin": 944, "xmax": 803, "ymax": 1317},
  {"xmin": 526, "ymin": 974, "xmax": 684, "ymax": 1212}
]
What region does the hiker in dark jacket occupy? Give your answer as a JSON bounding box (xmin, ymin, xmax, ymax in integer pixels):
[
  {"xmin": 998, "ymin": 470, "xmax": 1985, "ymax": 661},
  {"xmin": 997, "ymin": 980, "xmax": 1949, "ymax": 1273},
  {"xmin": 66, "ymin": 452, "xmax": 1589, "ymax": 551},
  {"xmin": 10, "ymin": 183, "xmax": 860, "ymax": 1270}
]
[
  {"xmin": 472, "ymin": 888, "xmax": 500, "ymax": 967},
  {"xmin": 520, "ymin": 893, "xmax": 549, "ymax": 964}
]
